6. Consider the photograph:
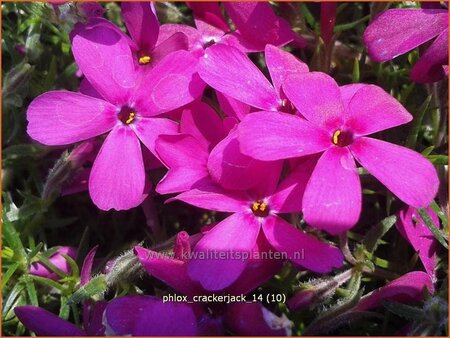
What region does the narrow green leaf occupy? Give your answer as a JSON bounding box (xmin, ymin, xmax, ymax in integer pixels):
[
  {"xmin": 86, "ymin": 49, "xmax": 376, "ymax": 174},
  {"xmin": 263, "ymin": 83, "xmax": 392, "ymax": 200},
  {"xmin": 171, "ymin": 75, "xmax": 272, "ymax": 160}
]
[
  {"xmin": 426, "ymin": 155, "xmax": 448, "ymax": 165},
  {"xmin": 2, "ymin": 263, "xmax": 20, "ymax": 289},
  {"xmin": 352, "ymin": 58, "xmax": 360, "ymax": 83},
  {"xmin": 418, "ymin": 208, "xmax": 448, "ymax": 249},
  {"xmin": 421, "ymin": 146, "xmax": 435, "ymax": 156},
  {"xmin": 334, "ymin": 15, "xmax": 370, "ymax": 32},
  {"xmin": 299, "ymin": 3, "xmax": 316, "ymax": 29},
  {"xmin": 430, "ymin": 200, "xmax": 448, "ymax": 228},
  {"xmin": 22, "ymin": 275, "xmax": 38, "ymax": 306},
  {"xmin": 29, "ymin": 275, "xmax": 65, "ymax": 291},
  {"xmin": 405, "ymin": 95, "xmax": 432, "ymax": 148},
  {"xmin": 66, "ymin": 275, "xmax": 107, "ymax": 305},
  {"xmin": 362, "ymin": 215, "xmax": 397, "ymax": 253},
  {"xmin": 60, "ymin": 254, "xmax": 80, "ymax": 278}
]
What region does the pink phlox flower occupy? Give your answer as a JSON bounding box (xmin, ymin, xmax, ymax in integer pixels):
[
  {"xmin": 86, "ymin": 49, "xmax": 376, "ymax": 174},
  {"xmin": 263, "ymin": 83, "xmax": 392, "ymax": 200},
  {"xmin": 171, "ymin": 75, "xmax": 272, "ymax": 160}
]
[
  {"xmin": 158, "ymin": 2, "xmax": 306, "ymax": 56},
  {"xmin": 134, "ymin": 230, "xmax": 290, "ymax": 335},
  {"xmin": 170, "ymin": 160, "xmax": 344, "ymax": 290},
  {"xmin": 27, "ymin": 20, "xmax": 205, "ymax": 210},
  {"xmin": 363, "ymin": 8, "xmax": 448, "ymax": 83},
  {"xmin": 353, "ymin": 271, "xmax": 434, "ymax": 312},
  {"xmin": 397, "ymin": 206, "xmax": 442, "ymax": 283},
  {"xmin": 120, "ymin": 2, "xmax": 189, "ymax": 71},
  {"xmin": 238, "ymin": 73, "xmax": 439, "ymax": 234},
  {"xmin": 199, "ymin": 44, "xmax": 309, "ymax": 114},
  {"xmin": 155, "ymin": 100, "xmax": 275, "ymax": 193}
]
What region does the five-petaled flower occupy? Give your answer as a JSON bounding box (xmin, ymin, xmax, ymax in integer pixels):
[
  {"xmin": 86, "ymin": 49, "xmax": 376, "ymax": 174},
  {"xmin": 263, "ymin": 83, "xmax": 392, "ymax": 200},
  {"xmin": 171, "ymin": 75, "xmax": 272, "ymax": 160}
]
[{"xmin": 238, "ymin": 72, "xmax": 439, "ymax": 234}]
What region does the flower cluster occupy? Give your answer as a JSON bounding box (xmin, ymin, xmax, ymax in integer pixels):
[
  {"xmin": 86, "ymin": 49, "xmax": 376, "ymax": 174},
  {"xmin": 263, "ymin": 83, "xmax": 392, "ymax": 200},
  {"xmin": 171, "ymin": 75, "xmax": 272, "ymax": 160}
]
[{"xmin": 9, "ymin": 1, "xmax": 447, "ymax": 336}]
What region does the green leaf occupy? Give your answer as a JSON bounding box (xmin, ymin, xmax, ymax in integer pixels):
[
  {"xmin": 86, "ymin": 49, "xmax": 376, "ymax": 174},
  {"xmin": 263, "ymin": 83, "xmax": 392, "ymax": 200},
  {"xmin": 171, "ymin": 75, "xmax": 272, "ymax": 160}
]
[
  {"xmin": 426, "ymin": 155, "xmax": 448, "ymax": 165},
  {"xmin": 2, "ymin": 263, "xmax": 20, "ymax": 289},
  {"xmin": 421, "ymin": 146, "xmax": 435, "ymax": 156},
  {"xmin": 418, "ymin": 208, "xmax": 448, "ymax": 249},
  {"xmin": 352, "ymin": 58, "xmax": 360, "ymax": 83},
  {"xmin": 67, "ymin": 275, "xmax": 107, "ymax": 305},
  {"xmin": 362, "ymin": 215, "xmax": 397, "ymax": 253},
  {"xmin": 334, "ymin": 15, "xmax": 370, "ymax": 32},
  {"xmin": 405, "ymin": 95, "xmax": 432, "ymax": 149},
  {"xmin": 29, "ymin": 275, "xmax": 65, "ymax": 291},
  {"xmin": 430, "ymin": 200, "xmax": 448, "ymax": 228},
  {"xmin": 22, "ymin": 275, "xmax": 38, "ymax": 306}
]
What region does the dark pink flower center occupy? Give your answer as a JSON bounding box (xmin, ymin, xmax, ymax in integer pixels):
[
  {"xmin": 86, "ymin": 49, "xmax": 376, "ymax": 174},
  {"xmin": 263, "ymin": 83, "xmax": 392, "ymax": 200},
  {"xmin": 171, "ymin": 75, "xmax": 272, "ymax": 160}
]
[
  {"xmin": 279, "ymin": 98, "xmax": 297, "ymax": 114},
  {"xmin": 332, "ymin": 129, "xmax": 353, "ymax": 147},
  {"xmin": 118, "ymin": 106, "xmax": 136, "ymax": 125},
  {"xmin": 251, "ymin": 200, "xmax": 270, "ymax": 217}
]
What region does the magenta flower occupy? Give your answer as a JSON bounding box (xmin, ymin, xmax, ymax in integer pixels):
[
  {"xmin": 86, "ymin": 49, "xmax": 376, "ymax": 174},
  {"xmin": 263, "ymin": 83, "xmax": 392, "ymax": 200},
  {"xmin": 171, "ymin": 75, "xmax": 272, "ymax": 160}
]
[
  {"xmin": 199, "ymin": 44, "xmax": 308, "ymax": 113},
  {"xmin": 135, "ymin": 230, "xmax": 282, "ymax": 296},
  {"xmin": 172, "ymin": 164, "xmax": 343, "ymax": 290},
  {"xmin": 27, "ymin": 20, "xmax": 204, "ymax": 210},
  {"xmin": 103, "ymin": 295, "xmax": 198, "ymax": 336},
  {"xmin": 397, "ymin": 207, "xmax": 441, "ymax": 283},
  {"xmin": 155, "ymin": 100, "xmax": 277, "ymax": 193},
  {"xmin": 135, "ymin": 231, "xmax": 291, "ymax": 335},
  {"xmin": 364, "ymin": 8, "xmax": 448, "ymax": 83},
  {"xmin": 238, "ymin": 73, "xmax": 439, "ymax": 234},
  {"xmin": 354, "ymin": 271, "xmax": 434, "ymax": 312},
  {"xmin": 121, "ymin": 2, "xmax": 188, "ymax": 70},
  {"xmin": 30, "ymin": 246, "xmax": 77, "ymax": 280},
  {"xmin": 158, "ymin": 2, "xmax": 305, "ymax": 56}
]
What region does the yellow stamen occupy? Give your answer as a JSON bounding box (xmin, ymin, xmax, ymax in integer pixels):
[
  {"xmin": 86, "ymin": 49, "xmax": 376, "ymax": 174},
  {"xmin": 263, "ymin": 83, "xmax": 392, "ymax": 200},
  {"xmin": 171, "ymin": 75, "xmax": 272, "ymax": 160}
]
[
  {"xmin": 139, "ymin": 55, "xmax": 151, "ymax": 65},
  {"xmin": 252, "ymin": 202, "xmax": 260, "ymax": 211},
  {"xmin": 259, "ymin": 203, "xmax": 267, "ymax": 211},
  {"xmin": 125, "ymin": 112, "xmax": 135, "ymax": 125},
  {"xmin": 332, "ymin": 130, "xmax": 341, "ymax": 145}
]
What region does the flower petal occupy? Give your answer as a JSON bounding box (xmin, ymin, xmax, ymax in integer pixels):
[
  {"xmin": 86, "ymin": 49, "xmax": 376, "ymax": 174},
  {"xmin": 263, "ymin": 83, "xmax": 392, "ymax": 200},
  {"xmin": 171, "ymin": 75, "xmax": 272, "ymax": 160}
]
[
  {"xmin": 27, "ymin": 91, "xmax": 116, "ymax": 145},
  {"xmin": 121, "ymin": 2, "xmax": 159, "ymax": 52},
  {"xmin": 265, "ymin": 44, "xmax": 309, "ymax": 97},
  {"xmin": 155, "ymin": 134, "xmax": 209, "ymax": 194},
  {"xmin": 180, "ymin": 101, "xmax": 226, "ymax": 149},
  {"xmin": 345, "ymin": 84, "xmax": 412, "ymax": 136},
  {"xmin": 199, "ymin": 44, "xmax": 280, "ymax": 111},
  {"xmin": 71, "ymin": 19, "xmax": 138, "ymax": 105},
  {"xmin": 283, "ymin": 72, "xmax": 345, "ymax": 131},
  {"xmin": 14, "ymin": 306, "xmax": 85, "ymax": 336},
  {"xmin": 303, "ymin": 147, "xmax": 361, "ymax": 234},
  {"xmin": 355, "ymin": 271, "xmax": 434, "ymax": 311},
  {"xmin": 363, "ymin": 9, "xmax": 448, "ymax": 62},
  {"xmin": 216, "ymin": 91, "xmax": 253, "ymax": 120},
  {"xmin": 270, "ymin": 156, "xmax": 318, "ymax": 213},
  {"xmin": 188, "ymin": 2, "xmax": 229, "ymax": 33},
  {"xmin": 80, "ymin": 245, "xmax": 98, "ymax": 285},
  {"xmin": 350, "ymin": 137, "xmax": 438, "ymax": 208},
  {"xmin": 134, "ymin": 50, "xmax": 205, "ymax": 115},
  {"xmin": 238, "ymin": 111, "xmax": 330, "ymax": 161},
  {"xmin": 151, "ymin": 32, "xmax": 189, "ymax": 65},
  {"xmin": 397, "ymin": 207, "xmax": 441, "ymax": 282},
  {"xmin": 227, "ymin": 233, "xmax": 282, "ymax": 295},
  {"xmin": 187, "ymin": 212, "xmax": 260, "ymax": 291},
  {"xmin": 224, "ymin": 303, "xmax": 290, "ymax": 336},
  {"xmin": 104, "ymin": 295, "xmax": 197, "ymax": 336},
  {"xmin": 89, "ymin": 126, "xmax": 146, "ymax": 210},
  {"xmin": 411, "ymin": 28, "xmax": 449, "ymax": 83},
  {"xmin": 262, "ymin": 215, "xmax": 344, "ymax": 272},
  {"xmin": 158, "ymin": 23, "xmax": 202, "ymax": 52},
  {"xmin": 173, "ymin": 181, "xmax": 248, "ymax": 213},
  {"xmin": 132, "ymin": 117, "xmax": 178, "ymax": 158},
  {"xmin": 134, "ymin": 246, "xmax": 204, "ymax": 296},
  {"xmin": 224, "ymin": 2, "xmax": 295, "ymax": 48},
  {"xmin": 208, "ymin": 128, "xmax": 281, "ymax": 191}
]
